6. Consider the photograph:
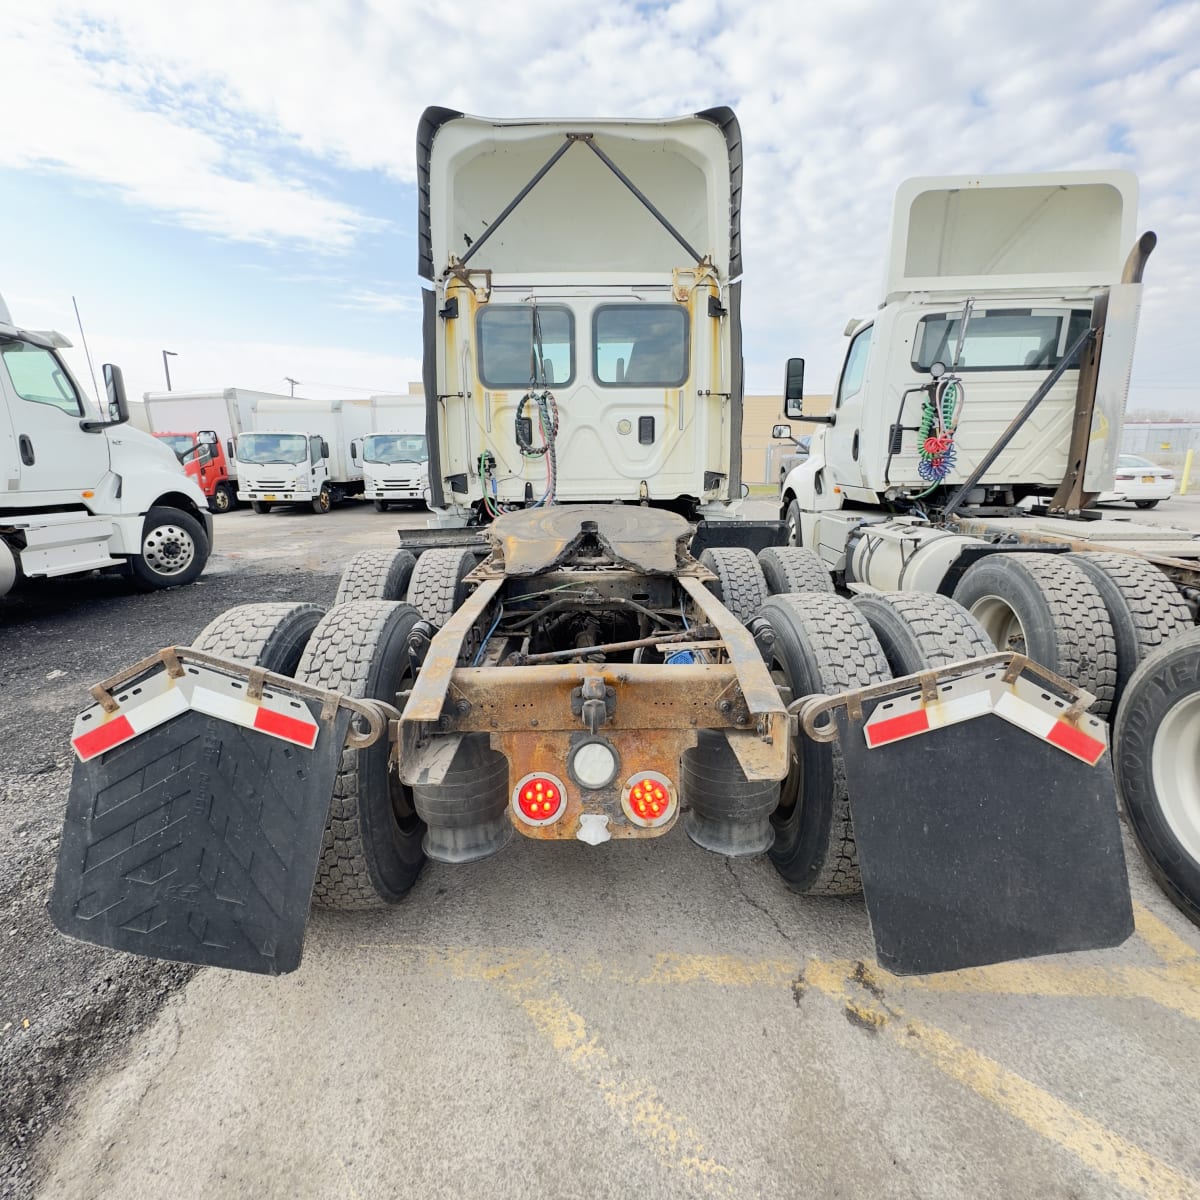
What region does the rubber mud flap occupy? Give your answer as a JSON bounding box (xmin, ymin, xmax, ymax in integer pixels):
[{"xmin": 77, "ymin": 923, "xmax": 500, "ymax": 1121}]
[
  {"xmin": 833, "ymin": 702, "xmax": 1133, "ymax": 975},
  {"xmin": 50, "ymin": 702, "xmax": 352, "ymax": 975}
]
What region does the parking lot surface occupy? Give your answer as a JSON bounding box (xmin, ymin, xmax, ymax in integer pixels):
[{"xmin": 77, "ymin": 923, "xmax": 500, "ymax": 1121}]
[{"xmin": 4, "ymin": 499, "xmax": 1200, "ymax": 1200}]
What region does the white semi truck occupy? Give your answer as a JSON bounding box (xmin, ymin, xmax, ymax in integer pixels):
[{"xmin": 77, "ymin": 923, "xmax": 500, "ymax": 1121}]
[
  {"xmin": 777, "ymin": 171, "xmax": 1200, "ymax": 926},
  {"xmin": 0, "ymin": 295, "xmax": 212, "ymax": 597},
  {"xmin": 360, "ymin": 393, "xmax": 429, "ymax": 511},
  {"xmin": 50, "ymin": 109, "xmax": 1138, "ymax": 980},
  {"xmin": 233, "ymin": 395, "xmax": 372, "ymax": 513}
]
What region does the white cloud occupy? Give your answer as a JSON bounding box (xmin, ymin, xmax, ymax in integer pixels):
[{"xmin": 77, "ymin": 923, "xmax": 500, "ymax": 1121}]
[{"xmin": 3, "ymin": 0, "xmax": 1197, "ymax": 405}]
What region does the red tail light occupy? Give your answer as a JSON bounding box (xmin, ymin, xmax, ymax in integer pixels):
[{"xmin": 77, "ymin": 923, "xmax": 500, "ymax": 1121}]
[
  {"xmin": 622, "ymin": 771, "xmax": 676, "ymax": 828},
  {"xmin": 513, "ymin": 772, "xmax": 566, "ymax": 825}
]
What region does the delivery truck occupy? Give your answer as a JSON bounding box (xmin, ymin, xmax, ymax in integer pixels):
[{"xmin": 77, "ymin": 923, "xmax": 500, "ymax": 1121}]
[
  {"xmin": 142, "ymin": 388, "xmax": 282, "ymax": 513},
  {"xmin": 360, "ymin": 393, "xmax": 429, "ymax": 510},
  {"xmin": 234, "ymin": 395, "xmax": 372, "ymax": 513}
]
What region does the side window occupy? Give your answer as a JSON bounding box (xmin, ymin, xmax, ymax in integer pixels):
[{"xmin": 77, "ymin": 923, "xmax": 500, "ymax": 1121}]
[
  {"xmin": 837, "ymin": 325, "xmax": 872, "ymax": 407},
  {"xmin": 1, "ymin": 343, "xmax": 83, "ymax": 416},
  {"xmin": 594, "ymin": 305, "xmax": 689, "ymax": 387},
  {"xmin": 309, "ymin": 435, "xmax": 323, "ymax": 463}
]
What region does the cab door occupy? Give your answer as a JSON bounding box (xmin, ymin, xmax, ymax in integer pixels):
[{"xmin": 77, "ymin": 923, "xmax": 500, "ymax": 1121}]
[
  {"xmin": 822, "ymin": 323, "xmax": 874, "ymax": 491},
  {"xmin": 0, "ymin": 340, "xmax": 108, "ymax": 503}
]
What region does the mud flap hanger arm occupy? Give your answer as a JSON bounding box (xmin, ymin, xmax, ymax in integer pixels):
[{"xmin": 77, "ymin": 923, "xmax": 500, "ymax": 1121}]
[
  {"xmin": 88, "ymin": 645, "xmax": 398, "ymax": 750},
  {"xmin": 456, "ymin": 132, "xmax": 705, "ymax": 271}
]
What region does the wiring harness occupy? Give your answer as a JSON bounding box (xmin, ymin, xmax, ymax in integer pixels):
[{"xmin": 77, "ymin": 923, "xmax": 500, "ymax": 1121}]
[{"xmin": 917, "ymin": 374, "xmax": 963, "ymax": 486}]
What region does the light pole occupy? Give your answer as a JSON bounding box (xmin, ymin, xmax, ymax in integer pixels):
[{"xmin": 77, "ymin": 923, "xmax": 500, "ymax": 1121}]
[
  {"xmin": 284, "ymin": 376, "xmax": 299, "ymax": 397},
  {"xmin": 162, "ymin": 350, "xmax": 178, "ymax": 391}
]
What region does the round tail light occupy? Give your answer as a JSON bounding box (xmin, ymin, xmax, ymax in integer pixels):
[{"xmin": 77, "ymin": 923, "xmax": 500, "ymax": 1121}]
[
  {"xmin": 513, "ymin": 772, "xmax": 567, "ymax": 825},
  {"xmin": 622, "ymin": 771, "xmax": 676, "ymax": 828}
]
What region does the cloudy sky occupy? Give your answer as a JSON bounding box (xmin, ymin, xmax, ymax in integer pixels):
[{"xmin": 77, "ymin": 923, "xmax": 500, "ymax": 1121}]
[{"xmin": 1, "ymin": 0, "xmax": 1197, "ymax": 413}]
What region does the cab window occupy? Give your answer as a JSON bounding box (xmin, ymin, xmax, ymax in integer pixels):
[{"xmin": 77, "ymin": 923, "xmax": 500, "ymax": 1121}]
[
  {"xmin": 1, "ymin": 342, "xmax": 83, "ymax": 415},
  {"xmin": 837, "ymin": 325, "xmax": 872, "ymax": 406},
  {"xmin": 594, "ymin": 305, "xmax": 688, "ymax": 387},
  {"xmin": 477, "ymin": 305, "xmax": 574, "ymax": 388}
]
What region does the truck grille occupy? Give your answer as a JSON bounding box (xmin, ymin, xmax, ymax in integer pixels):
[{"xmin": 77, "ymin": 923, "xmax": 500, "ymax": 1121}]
[
  {"xmin": 383, "ymin": 478, "xmax": 420, "ymax": 489},
  {"xmin": 257, "ymin": 480, "xmax": 289, "ymax": 488}
]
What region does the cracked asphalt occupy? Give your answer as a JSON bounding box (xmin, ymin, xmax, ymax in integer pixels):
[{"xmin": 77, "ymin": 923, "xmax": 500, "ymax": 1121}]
[{"xmin": 7, "ymin": 499, "xmax": 1200, "ymax": 1200}]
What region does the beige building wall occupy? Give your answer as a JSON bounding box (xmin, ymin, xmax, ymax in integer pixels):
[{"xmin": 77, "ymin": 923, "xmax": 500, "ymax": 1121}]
[{"xmin": 741, "ymin": 393, "xmax": 833, "ymax": 485}]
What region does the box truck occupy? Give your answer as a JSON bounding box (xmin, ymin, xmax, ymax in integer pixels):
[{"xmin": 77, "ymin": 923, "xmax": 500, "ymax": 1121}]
[
  {"xmin": 360, "ymin": 393, "xmax": 429, "ymax": 511},
  {"xmin": 234, "ymin": 395, "xmax": 372, "ymax": 513},
  {"xmin": 141, "ymin": 388, "xmax": 283, "ymax": 513}
]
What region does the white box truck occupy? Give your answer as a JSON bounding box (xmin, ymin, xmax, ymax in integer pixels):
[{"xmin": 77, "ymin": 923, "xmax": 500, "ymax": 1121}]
[
  {"xmin": 0, "ymin": 294, "xmax": 212, "ymax": 597},
  {"xmin": 141, "ymin": 388, "xmax": 276, "ymax": 513},
  {"xmin": 234, "ymin": 395, "xmax": 372, "ymax": 514},
  {"xmin": 360, "ymin": 393, "xmax": 429, "ymax": 511}
]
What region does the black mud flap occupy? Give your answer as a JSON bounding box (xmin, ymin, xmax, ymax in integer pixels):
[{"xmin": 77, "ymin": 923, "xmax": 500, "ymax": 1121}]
[
  {"xmin": 824, "ymin": 661, "xmax": 1134, "ymax": 975},
  {"xmin": 51, "ymin": 697, "xmax": 350, "ymax": 976}
]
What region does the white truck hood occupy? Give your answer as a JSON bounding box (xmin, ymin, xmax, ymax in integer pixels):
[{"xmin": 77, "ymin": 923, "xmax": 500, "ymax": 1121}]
[{"xmin": 416, "ymin": 107, "xmax": 742, "ymax": 281}]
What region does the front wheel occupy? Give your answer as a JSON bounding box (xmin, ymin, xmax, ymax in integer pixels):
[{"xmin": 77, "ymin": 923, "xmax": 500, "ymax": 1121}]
[
  {"xmin": 251, "ymin": 501, "xmax": 272, "ymax": 514},
  {"xmin": 127, "ymin": 506, "xmax": 209, "ymax": 590},
  {"xmin": 373, "ymin": 499, "xmax": 389, "ymax": 513},
  {"xmin": 311, "ymin": 485, "xmax": 332, "ymax": 514},
  {"xmin": 785, "ymin": 499, "xmax": 803, "ymax": 547},
  {"xmin": 209, "ymin": 483, "xmax": 233, "ymax": 514},
  {"xmin": 1135, "ymin": 499, "xmax": 1160, "ymax": 510}
]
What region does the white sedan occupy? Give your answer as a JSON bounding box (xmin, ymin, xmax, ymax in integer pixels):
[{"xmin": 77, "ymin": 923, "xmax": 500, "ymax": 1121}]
[{"xmin": 1097, "ymin": 454, "xmax": 1177, "ymax": 509}]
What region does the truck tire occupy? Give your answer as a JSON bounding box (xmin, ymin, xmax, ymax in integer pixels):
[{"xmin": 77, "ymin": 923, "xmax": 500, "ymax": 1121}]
[
  {"xmin": 127, "ymin": 506, "xmax": 209, "ymax": 591},
  {"xmin": 853, "ymin": 591, "xmax": 994, "ymax": 676},
  {"xmin": 296, "ymin": 601, "xmax": 426, "ymax": 908},
  {"xmin": 251, "ymin": 501, "xmax": 272, "ymax": 514},
  {"xmin": 757, "ymin": 546, "xmax": 834, "ymax": 595},
  {"xmin": 753, "ymin": 593, "xmax": 892, "ymax": 895},
  {"xmin": 1067, "ymin": 552, "xmax": 1192, "ymax": 709},
  {"xmin": 785, "ymin": 499, "xmax": 803, "ymax": 547},
  {"xmin": 334, "ymin": 549, "xmax": 417, "ymax": 605},
  {"xmin": 311, "ymin": 485, "xmax": 332, "ymax": 515},
  {"xmin": 952, "ymin": 553, "xmax": 1119, "ymax": 719},
  {"xmin": 406, "ymin": 547, "xmax": 477, "ymax": 627},
  {"xmin": 192, "ymin": 602, "xmax": 324, "ymax": 675},
  {"xmin": 1114, "ymin": 628, "xmax": 1200, "ymax": 927},
  {"xmin": 209, "ymin": 483, "xmax": 234, "ymax": 514},
  {"xmin": 1135, "ymin": 500, "xmax": 1159, "ymax": 510},
  {"xmin": 700, "ymin": 547, "xmax": 770, "ymax": 625},
  {"xmin": 374, "ymin": 500, "xmax": 389, "ymax": 513}
]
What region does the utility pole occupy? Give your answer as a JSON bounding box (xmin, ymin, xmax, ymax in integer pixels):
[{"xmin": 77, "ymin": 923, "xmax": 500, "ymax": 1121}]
[
  {"xmin": 285, "ymin": 376, "xmax": 299, "ymax": 397},
  {"xmin": 162, "ymin": 350, "xmax": 178, "ymax": 391}
]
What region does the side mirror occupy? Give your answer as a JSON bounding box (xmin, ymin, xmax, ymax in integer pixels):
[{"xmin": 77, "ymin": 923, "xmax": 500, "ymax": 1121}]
[
  {"xmin": 320, "ymin": 439, "xmax": 330, "ymax": 460},
  {"xmin": 227, "ymin": 439, "xmax": 236, "ymax": 461},
  {"xmin": 350, "ymin": 439, "xmax": 360, "ymax": 462},
  {"xmin": 103, "ymin": 364, "xmax": 129, "ymax": 425},
  {"xmin": 772, "ymin": 423, "xmax": 793, "ymax": 441},
  {"xmin": 784, "ymin": 358, "xmax": 805, "ymax": 402},
  {"xmin": 198, "ymin": 429, "xmax": 218, "ymax": 444}
]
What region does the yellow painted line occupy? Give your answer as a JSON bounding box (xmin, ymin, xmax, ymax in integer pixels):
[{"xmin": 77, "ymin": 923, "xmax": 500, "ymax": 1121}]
[
  {"xmin": 357, "ymin": 941, "xmax": 736, "ymax": 1193},
  {"xmin": 336, "ymin": 1156, "xmax": 364, "ymax": 1200},
  {"xmin": 806, "ymin": 961, "xmax": 1200, "ymax": 1200},
  {"xmin": 1134, "ymin": 901, "xmax": 1200, "ymax": 966}
]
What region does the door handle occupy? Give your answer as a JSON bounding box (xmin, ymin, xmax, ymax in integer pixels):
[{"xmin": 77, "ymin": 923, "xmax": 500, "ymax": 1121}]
[{"xmin": 18, "ymin": 435, "xmax": 34, "ymax": 466}]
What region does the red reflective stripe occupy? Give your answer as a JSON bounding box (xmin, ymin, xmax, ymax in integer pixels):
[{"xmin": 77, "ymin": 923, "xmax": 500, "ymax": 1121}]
[
  {"xmin": 865, "ymin": 708, "xmax": 930, "ymax": 747},
  {"xmin": 73, "ymin": 715, "xmax": 135, "ymax": 759},
  {"xmin": 252, "ymin": 706, "xmax": 318, "ymax": 748},
  {"xmin": 1046, "ymin": 720, "xmax": 1106, "ymax": 766}
]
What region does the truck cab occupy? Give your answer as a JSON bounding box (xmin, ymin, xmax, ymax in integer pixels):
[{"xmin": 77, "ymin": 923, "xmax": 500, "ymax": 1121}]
[
  {"xmin": 360, "ymin": 431, "xmax": 429, "ymax": 510},
  {"xmin": 155, "ymin": 430, "xmax": 235, "ymax": 512},
  {"xmin": 781, "ymin": 171, "xmax": 1141, "ymax": 566},
  {"xmin": 418, "ymin": 108, "xmax": 747, "ymax": 525},
  {"xmin": 0, "ymin": 297, "xmax": 212, "ymax": 595}
]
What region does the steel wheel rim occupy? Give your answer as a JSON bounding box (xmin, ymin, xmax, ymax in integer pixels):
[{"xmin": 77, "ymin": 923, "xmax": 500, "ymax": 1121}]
[
  {"xmin": 142, "ymin": 524, "xmax": 196, "ymax": 575},
  {"xmin": 1151, "ymin": 692, "xmax": 1200, "ymax": 863},
  {"xmin": 213, "ymin": 489, "xmax": 230, "ymax": 512},
  {"xmin": 970, "ymin": 594, "xmax": 1027, "ymax": 655},
  {"xmin": 787, "ymin": 511, "xmax": 800, "ymax": 546}
]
